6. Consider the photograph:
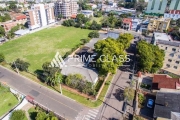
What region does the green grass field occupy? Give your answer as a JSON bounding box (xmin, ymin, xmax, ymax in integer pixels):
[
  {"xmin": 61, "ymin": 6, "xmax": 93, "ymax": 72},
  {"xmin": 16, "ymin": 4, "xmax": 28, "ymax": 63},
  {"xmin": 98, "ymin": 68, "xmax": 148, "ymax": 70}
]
[
  {"xmin": 0, "ymin": 26, "xmax": 91, "ymax": 72},
  {"xmin": 0, "ymin": 86, "xmax": 18, "ymax": 117}
]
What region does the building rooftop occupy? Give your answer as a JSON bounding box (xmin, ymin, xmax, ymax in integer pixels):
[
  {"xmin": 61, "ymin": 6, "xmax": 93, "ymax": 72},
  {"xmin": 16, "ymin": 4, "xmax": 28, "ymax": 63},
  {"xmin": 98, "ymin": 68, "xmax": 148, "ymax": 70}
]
[
  {"xmin": 154, "ymin": 91, "xmax": 180, "ymax": 119},
  {"xmin": 169, "ymin": 10, "xmax": 180, "ymax": 14},
  {"xmin": 122, "ymin": 18, "xmax": 132, "ymax": 24},
  {"xmin": 152, "ymin": 74, "xmax": 180, "ymax": 90},
  {"xmin": 154, "ymin": 32, "xmax": 171, "ymax": 41}
]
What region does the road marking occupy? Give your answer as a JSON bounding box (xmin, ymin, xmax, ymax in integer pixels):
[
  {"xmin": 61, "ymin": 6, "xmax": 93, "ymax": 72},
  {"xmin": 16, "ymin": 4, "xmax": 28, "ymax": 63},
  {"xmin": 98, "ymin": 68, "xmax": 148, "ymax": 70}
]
[
  {"xmin": 93, "ymin": 109, "xmax": 98, "ymax": 112},
  {"xmin": 89, "ymin": 110, "xmax": 98, "ymax": 115},
  {"xmin": 88, "ymin": 112, "xmax": 96, "ymax": 117},
  {"xmin": 26, "ymin": 85, "xmax": 79, "ymax": 113},
  {"xmin": 86, "ymin": 115, "xmax": 95, "ymax": 119}
]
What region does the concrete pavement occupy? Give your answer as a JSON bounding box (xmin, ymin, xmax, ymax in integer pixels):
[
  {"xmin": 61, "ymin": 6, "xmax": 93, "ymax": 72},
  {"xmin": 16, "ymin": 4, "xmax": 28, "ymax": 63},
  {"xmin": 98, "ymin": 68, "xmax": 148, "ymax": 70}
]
[
  {"xmin": 0, "ymin": 66, "xmax": 87, "ymax": 120},
  {"xmin": 97, "ymin": 70, "xmax": 134, "ymax": 120}
]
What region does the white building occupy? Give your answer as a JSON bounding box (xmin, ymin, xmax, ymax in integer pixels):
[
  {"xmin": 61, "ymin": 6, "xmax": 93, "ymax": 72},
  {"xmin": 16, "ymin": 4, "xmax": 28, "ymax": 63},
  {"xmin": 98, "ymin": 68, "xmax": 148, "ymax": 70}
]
[
  {"xmin": 54, "ymin": 0, "xmax": 79, "ymax": 19},
  {"xmin": 25, "ymin": 3, "xmax": 55, "ymax": 30},
  {"xmin": 153, "ymin": 32, "xmax": 180, "ymax": 75},
  {"xmin": 164, "ymin": 10, "xmax": 180, "ymax": 20},
  {"xmin": 169, "ymin": 0, "xmax": 180, "ymax": 10},
  {"xmin": 131, "ymin": 19, "xmax": 142, "ymax": 31},
  {"xmin": 81, "ymin": 10, "xmax": 93, "ymax": 18},
  {"xmin": 146, "ymin": 0, "xmax": 167, "ymax": 14}
]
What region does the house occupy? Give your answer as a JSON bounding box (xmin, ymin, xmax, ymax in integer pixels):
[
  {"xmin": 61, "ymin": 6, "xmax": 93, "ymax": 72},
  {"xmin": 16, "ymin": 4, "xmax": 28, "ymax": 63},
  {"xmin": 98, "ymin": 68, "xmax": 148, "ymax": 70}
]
[
  {"xmin": 1, "ymin": 21, "xmax": 19, "ymax": 32},
  {"xmin": 86, "ymin": 3, "xmax": 97, "ymax": 9},
  {"xmin": 147, "ymin": 17, "xmax": 171, "ymax": 32},
  {"xmin": 164, "ymin": 10, "xmax": 180, "ymax": 20},
  {"xmin": 139, "ymin": 19, "xmax": 149, "ymax": 32},
  {"xmin": 131, "ymin": 19, "xmax": 142, "ymax": 31},
  {"xmin": 81, "ymin": 10, "xmax": 93, "ymax": 18},
  {"xmin": 152, "ymin": 74, "xmax": 180, "ymax": 91},
  {"xmin": 121, "ymin": 18, "xmax": 132, "ymax": 30},
  {"xmin": 9, "ymin": 12, "xmax": 27, "ymax": 25},
  {"xmin": 154, "ymin": 90, "xmax": 180, "ymax": 119},
  {"xmin": 153, "ymin": 32, "xmax": 180, "ymax": 75}
]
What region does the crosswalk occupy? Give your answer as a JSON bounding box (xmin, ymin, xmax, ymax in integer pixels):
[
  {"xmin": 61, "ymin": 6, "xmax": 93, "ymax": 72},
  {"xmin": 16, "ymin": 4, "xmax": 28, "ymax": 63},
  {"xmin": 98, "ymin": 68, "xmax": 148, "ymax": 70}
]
[
  {"xmin": 83, "ymin": 109, "xmax": 99, "ymax": 120},
  {"xmin": 75, "ymin": 109, "xmax": 99, "ymax": 120}
]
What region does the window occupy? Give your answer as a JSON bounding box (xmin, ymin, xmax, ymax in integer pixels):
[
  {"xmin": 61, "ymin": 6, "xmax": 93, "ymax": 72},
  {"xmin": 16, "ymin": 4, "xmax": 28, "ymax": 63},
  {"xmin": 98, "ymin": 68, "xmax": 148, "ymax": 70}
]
[
  {"xmin": 176, "ymin": 61, "xmax": 179, "ymax": 64},
  {"xmin": 166, "ymin": 64, "xmax": 170, "ymax": 67},
  {"xmin": 169, "ymin": 53, "xmax": 174, "ymax": 57},
  {"xmin": 174, "ymin": 66, "xmax": 178, "ymax": 69},
  {"xmin": 172, "ymin": 48, "xmax": 176, "ymax": 52},
  {"xmin": 165, "ymin": 47, "xmax": 167, "ymax": 50},
  {"xmin": 168, "ymin": 59, "xmax": 172, "ymax": 62}
]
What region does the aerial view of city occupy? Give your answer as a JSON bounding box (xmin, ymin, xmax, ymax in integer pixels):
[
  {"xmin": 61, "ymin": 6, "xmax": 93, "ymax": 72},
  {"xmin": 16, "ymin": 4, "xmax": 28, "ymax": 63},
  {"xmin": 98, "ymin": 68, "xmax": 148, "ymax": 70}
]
[{"xmin": 0, "ymin": 0, "xmax": 180, "ymax": 120}]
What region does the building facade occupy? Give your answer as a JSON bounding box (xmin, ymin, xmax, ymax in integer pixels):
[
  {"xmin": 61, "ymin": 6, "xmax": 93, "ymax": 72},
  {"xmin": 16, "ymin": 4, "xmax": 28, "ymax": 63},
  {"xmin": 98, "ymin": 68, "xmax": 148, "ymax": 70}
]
[
  {"xmin": 121, "ymin": 18, "xmax": 132, "ymax": 30},
  {"xmin": 54, "ymin": 0, "xmax": 78, "ymax": 19},
  {"xmin": 146, "ymin": 0, "xmax": 167, "ymax": 14},
  {"xmin": 169, "ymin": 0, "xmax": 180, "ymax": 10},
  {"xmin": 25, "ymin": 3, "xmax": 55, "ymax": 30},
  {"xmin": 164, "ymin": 10, "xmax": 180, "ymax": 20},
  {"xmin": 147, "ymin": 17, "xmax": 171, "ymax": 32},
  {"xmin": 153, "ymin": 32, "xmax": 180, "ymax": 75}
]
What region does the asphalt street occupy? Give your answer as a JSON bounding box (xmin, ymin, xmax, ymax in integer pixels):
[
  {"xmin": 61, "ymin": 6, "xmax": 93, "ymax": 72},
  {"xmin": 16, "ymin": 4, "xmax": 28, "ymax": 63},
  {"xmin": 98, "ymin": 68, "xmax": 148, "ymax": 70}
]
[{"xmin": 0, "ymin": 66, "xmax": 86, "ymax": 120}]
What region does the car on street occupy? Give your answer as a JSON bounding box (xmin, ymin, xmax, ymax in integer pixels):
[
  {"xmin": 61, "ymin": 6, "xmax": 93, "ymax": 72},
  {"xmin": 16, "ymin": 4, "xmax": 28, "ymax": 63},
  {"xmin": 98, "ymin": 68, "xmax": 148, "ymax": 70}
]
[{"xmin": 147, "ymin": 99, "xmax": 154, "ymax": 108}]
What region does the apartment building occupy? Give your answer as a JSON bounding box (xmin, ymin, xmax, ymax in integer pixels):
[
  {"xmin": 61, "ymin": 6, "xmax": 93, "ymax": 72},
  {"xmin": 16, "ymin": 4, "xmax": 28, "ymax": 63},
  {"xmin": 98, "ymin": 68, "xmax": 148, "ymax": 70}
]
[
  {"xmin": 146, "ymin": 0, "xmax": 167, "ymax": 14},
  {"xmin": 54, "ymin": 0, "xmax": 78, "ymax": 19},
  {"xmin": 153, "ymin": 32, "xmax": 180, "ymax": 75},
  {"xmin": 25, "ymin": 3, "xmax": 55, "ymax": 30},
  {"xmin": 169, "ymin": 0, "xmax": 180, "ymax": 10},
  {"xmin": 147, "ymin": 17, "xmax": 171, "ymax": 32}
]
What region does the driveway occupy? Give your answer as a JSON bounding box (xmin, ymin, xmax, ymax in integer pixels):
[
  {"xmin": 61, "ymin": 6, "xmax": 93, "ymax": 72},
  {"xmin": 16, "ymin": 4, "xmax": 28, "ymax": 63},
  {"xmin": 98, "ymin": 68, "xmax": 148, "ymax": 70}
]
[{"xmin": 0, "ymin": 66, "xmax": 86, "ymax": 120}]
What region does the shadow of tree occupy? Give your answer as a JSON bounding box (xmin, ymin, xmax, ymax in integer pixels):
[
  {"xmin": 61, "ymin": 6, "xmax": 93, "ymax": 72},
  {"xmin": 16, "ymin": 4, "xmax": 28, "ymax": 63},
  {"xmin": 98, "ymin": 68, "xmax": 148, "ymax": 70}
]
[{"xmin": 113, "ymin": 88, "xmax": 124, "ymax": 101}]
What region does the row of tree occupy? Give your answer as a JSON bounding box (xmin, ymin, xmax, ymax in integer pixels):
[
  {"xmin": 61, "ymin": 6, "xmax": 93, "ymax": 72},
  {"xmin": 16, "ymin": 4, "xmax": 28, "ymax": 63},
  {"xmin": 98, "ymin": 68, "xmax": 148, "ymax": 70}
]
[
  {"xmin": 137, "ymin": 40, "xmax": 165, "ymax": 73},
  {"xmin": 94, "ymin": 33, "xmax": 133, "ymax": 74}
]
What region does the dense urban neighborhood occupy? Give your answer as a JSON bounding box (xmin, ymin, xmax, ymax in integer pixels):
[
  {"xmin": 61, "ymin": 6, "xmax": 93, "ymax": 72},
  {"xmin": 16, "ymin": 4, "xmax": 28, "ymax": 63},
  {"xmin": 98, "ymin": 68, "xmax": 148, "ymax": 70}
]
[{"xmin": 1, "ymin": 0, "xmax": 180, "ymax": 120}]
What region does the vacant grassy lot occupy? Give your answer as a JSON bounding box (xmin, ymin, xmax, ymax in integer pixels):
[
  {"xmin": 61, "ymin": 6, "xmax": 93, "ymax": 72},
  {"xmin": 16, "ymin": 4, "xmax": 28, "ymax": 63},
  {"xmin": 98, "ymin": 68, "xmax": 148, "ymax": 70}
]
[
  {"xmin": 0, "ymin": 86, "xmax": 18, "ymax": 117},
  {"xmin": 0, "ymin": 26, "xmax": 91, "ymax": 72}
]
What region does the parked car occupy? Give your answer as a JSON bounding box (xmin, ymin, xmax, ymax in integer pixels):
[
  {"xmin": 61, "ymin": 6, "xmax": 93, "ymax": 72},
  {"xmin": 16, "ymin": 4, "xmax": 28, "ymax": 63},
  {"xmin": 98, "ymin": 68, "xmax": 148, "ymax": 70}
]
[{"xmin": 147, "ymin": 99, "xmax": 154, "ymax": 108}]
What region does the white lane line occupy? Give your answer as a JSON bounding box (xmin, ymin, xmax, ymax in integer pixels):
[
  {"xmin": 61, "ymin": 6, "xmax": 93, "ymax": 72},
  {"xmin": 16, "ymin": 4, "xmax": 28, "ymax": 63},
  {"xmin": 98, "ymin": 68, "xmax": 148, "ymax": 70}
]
[
  {"xmin": 92, "ymin": 109, "xmax": 99, "ymax": 112},
  {"xmin": 89, "ymin": 110, "xmax": 98, "ymax": 115},
  {"xmin": 86, "ymin": 115, "xmax": 95, "ymax": 119},
  {"xmin": 88, "ymin": 112, "xmax": 96, "ymax": 117}
]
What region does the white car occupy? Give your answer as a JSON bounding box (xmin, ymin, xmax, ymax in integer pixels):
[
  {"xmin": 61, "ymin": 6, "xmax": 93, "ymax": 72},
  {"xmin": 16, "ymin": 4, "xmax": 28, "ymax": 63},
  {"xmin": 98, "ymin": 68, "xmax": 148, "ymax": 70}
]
[{"xmin": 147, "ymin": 99, "xmax": 154, "ymax": 108}]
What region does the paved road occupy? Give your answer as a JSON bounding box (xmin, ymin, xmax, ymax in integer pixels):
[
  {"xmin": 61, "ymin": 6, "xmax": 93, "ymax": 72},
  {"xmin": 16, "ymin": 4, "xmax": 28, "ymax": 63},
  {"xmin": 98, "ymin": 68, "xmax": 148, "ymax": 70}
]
[{"xmin": 0, "ymin": 66, "xmax": 86, "ymax": 120}]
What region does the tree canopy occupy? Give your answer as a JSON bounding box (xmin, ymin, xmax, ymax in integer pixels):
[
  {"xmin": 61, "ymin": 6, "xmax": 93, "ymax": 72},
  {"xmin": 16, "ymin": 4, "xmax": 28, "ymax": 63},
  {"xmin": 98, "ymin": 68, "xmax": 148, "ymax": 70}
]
[
  {"xmin": 117, "ymin": 33, "xmax": 133, "ymax": 50},
  {"xmin": 0, "ymin": 53, "xmax": 5, "ymax": 63},
  {"xmin": 10, "ymin": 110, "xmax": 27, "ymax": 120},
  {"xmin": 137, "ymin": 40, "xmax": 165, "ymax": 73},
  {"xmin": 88, "ymin": 31, "xmax": 99, "ymax": 38},
  {"xmin": 94, "ymin": 38, "xmax": 126, "ymax": 74},
  {"xmin": 123, "ymin": 87, "xmax": 135, "ymax": 101},
  {"xmin": 11, "ymin": 58, "xmax": 30, "ymax": 71}
]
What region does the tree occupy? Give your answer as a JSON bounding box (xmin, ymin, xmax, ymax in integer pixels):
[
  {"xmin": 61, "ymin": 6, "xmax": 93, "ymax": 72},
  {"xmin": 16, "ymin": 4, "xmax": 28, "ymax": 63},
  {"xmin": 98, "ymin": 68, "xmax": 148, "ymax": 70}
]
[
  {"xmin": 137, "ymin": 41, "xmax": 164, "ymax": 73},
  {"xmin": 36, "ymin": 111, "xmax": 47, "ymax": 120},
  {"xmin": 117, "ymin": 33, "xmax": 133, "ymax": 50},
  {"xmin": 0, "ymin": 26, "xmax": 5, "ymax": 37},
  {"xmin": 133, "ymin": 115, "xmax": 144, "ymax": 120},
  {"xmin": 58, "ymin": 14, "xmax": 62, "ymax": 19},
  {"xmin": 94, "ymin": 38, "xmax": 126, "ymax": 74},
  {"xmin": 0, "ymin": 53, "xmax": 5, "ymax": 63},
  {"xmin": 11, "ymin": 58, "xmax": 30, "ymax": 71},
  {"xmin": 10, "ymin": 110, "xmax": 27, "ymax": 120},
  {"xmin": 89, "ymin": 21, "xmax": 101, "ymax": 30},
  {"xmin": 88, "ymin": 31, "xmax": 99, "ymax": 38},
  {"xmin": 177, "ymin": 18, "xmax": 180, "ymax": 27},
  {"xmin": 124, "ymin": 87, "xmax": 134, "ymax": 101}
]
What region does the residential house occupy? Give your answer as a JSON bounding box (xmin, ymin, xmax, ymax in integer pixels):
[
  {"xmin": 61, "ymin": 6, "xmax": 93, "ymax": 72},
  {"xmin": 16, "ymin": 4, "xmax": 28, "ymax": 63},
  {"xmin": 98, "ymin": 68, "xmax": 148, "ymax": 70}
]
[
  {"xmin": 1, "ymin": 21, "xmax": 19, "ymax": 32},
  {"xmin": 9, "ymin": 12, "xmax": 27, "ymax": 25},
  {"xmin": 152, "ymin": 74, "xmax": 180, "ymax": 91},
  {"xmin": 164, "ymin": 10, "xmax": 180, "ymax": 20},
  {"xmin": 131, "ymin": 19, "xmax": 142, "ymax": 31},
  {"xmin": 154, "ymin": 90, "xmax": 180, "ymax": 119},
  {"xmin": 139, "ymin": 19, "xmax": 149, "ymax": 32},
  {"xmin": 81, "ymin": 10, "xmax": 93, "ymax": 18},
  {"xmin": 54, "ymin": 0, "xmax": 79, "ymax": 19},
  {"xmin": 147, "ymin": 17, "xmax": 171, "ymax": 32},
  {"xmin": 121, "ymin": 18, "xmax": 132, "ymax": 30},
  {"xmin": 25, "ymin": 3, "xmax": 55, "ymax": 30},
  {"xmin": 153, "ymin": 32, "xmax": 180, "ymax": 75},
  {"xmin": 86, "ymin": 3, "xmax": 97, "ymax": 10},
  {"xmin": 146, "ymin": 0, "xmax": 167, "ymax": 15}
]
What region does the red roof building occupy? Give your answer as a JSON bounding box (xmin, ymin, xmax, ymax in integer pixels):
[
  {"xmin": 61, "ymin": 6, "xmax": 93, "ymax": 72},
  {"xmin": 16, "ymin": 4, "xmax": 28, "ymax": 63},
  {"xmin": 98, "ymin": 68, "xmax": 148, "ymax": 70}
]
[
  {"xmin": 121, "ymin": 18, "xmax": 132, "ymax": 30},
  {"xmin": 164, "ymin": 10, "xmax": 180, "ymax": 20},
  {"xmin": 152, "ymin": 74, "xmax": 180, "ymax": 90}
]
